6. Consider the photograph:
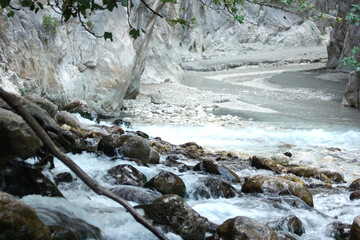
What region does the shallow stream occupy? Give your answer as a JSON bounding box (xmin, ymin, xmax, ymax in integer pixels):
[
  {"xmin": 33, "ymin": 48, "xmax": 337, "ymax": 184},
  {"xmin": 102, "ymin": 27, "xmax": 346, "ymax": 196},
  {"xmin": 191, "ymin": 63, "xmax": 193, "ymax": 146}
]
[{"xmin": 22, "ymin": 64, "xmax": 360, "ymax": 240}]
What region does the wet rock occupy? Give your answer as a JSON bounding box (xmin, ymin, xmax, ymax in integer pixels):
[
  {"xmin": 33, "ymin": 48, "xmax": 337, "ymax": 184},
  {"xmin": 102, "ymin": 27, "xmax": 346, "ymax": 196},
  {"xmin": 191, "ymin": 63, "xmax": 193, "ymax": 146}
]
[
  {"xmin": 144, "ymin": 170, "xmax": 186, "ymax": 197},
  {"xmin": 192, "ymin": 178, "xmax": 236, "ymax": 199},
  {"xmin": 280, "ymin": 173, "xmax": 306, "ymax": 187},
  {"xmin": 274, "ymin": 215, "xmax": 305, "ymax": 236},
  {"xmin": 54, "ymin": 172, "xmax": 74, "ymax": 184},
  {"xmin": 55, "ymin": 111, "xmax": 82, "ymax": 129},
  {"xmin": 112, "ymin": 118, "xmax": 132, "ymax": 128},
  {"xmin": 0, "ymin": 108, "xmax": 43, "ymax": 164},
  {"xmin": 251, "ymin": 156, "xmax": 282, "ymax": 174},
  {"xmin": 151, "ymin": 139, "xmax": 173, "ymax": 153},
  {"xmin": 308, "ymin": 181, "xmax": 332, "ymax": 189},
  {"xmin": 317, "ymin": 169, "xmax": 344, "ymax": 183},
  {"xmin": 0, "ymin": 191, "xmax": 51, "ymax": 240},
  {"xmin": 139, "ymin": 194, "xmax": 209, "ymax": 240},
  {"xmin": 63, "ymin": 100, "xmax": 99, "ymax": 122},
  {"xmin": 24, "ymin": 94, "xmax": 58, "ymax": 118},
  {"xmin": 98, "ymin": 134, "xmax": 130, "ymax": 156},
  {"xmin": 327, "ymin": 222, "xmax": 351, "ymax": 240},
  {"xmin": 350, "ymin": 190, "xmax": 360, "ymax": 201},
  {"xmin": 48, "ymin": 225, "xmax": 78, "ymax": 240},
  {"xmin": 241, "ymin": 175, "xmax": 313, "ymax": 207},
  {"xmin": 164, "ymin": 155, "xmax": 191, "ymax": 172},
  {"xmin": 350, "ymin": 215, "xmax": 360, "ymax": 240},
  {"xmin": 0, "ymin": 158, "xmax": 64, "ymax": 198},
  {"xmin": 193, "ymin": 159, "xmax": 241, "ymax": 183},
  {"xmin": 176, "ymin": 142, "xmax": 205, "ymax": 159},
  {"xmin": 349, "ymin": 178, "xmax": 360, "ymax": 191},
  {"xmin": 208, "ymin": 216, "xmax": 278, "ymax": 240},
  {"xmin": 148, "ymin": 148, "xmax": 160, "ymax": 164},
  {"xmin": 271, "ymin": 153, "xmax": 291, "ymax": 165},
  {"xmin": 107, "ymin": 164, "xmax": 147, "ymax": 187},
  {"xmin": 38, "ymin": 209, "xmax": 103, "ymax": 240},
  {"xmin": 342, "ymin": 71, "xmax": 360, "ymax": 109},
  {"xmin": 135, "ymin": 130, "xmax": 149, "ymax": 139},
  {"xmin": 111, "ymin": 185, "xmax": 162, "ymax": 204},
  {"xmin": 122, "ymin": 135, "xmax": 151, "ymax": 164},
  {"xmin": 287, "ymin": 166, "xmax": 344, "ymax": 183}
]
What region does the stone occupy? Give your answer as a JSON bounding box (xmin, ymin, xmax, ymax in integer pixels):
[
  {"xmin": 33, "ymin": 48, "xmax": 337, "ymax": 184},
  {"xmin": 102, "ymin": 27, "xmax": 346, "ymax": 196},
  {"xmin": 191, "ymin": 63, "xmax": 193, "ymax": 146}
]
[
  {"xmin": 148, "ymin": 148, "xmax": 160, "ymax": 164},
  {"xmin": 24, "ymin": 94, "xmax": 59, "ymax": 118},
  {"xmin": 350, "ymin": 215, "xmax": 360, "ymax": 240},
  {"xmin": 64, "ymin": 100, "xmax": 99, "ymax": 122},
  {"xmin": 274, "ymin": 215, "xmax": 305, "ymax": 236},
  {"xmin": 112, "ymin": 118, "xmax": 132, "ymax": 128},
  {"xmin": 144, "ymin": 170, "xmax": 186, "ymax": 197},
  {"xmin": 151, "ymin": 139, "xmax": 173, "ymax": 153},
  {"xmin": 349, "ymin": 178, "xmax": 360, "ymax": 191},
  {"xmin": 111, "ymin": 185, "xmax": 162, "ymax": 204},
  {"xmin": 164, "ymin": 155, "xmax": 191, "ymax": 172},
  {"xmin": 0, "ymin": 158, "xmax": 64, "ymax": 198},
  {"xmin": 48, "ymin": 225, "xmax": 79, "ymax": 240},
  {"xmin": 55, "ymin": 111, "xmax": 81, "ymax": 129},
  {"xmin": 0, "ymin": 191, "xmax": 51, "ymax": 240},
  {"xmin": 208, "ymin": 216, "xmax": 278, "ymax": 240},
  {"xmin": 176, "ymin": 142, "xmax": 205, "ymax": 159},
  {"xmin": 54, "ymin": 172, "xmax": 74, "ymax": 184},
  {"xmin": 327, "ymin": 222, "xmax": 351, "ymax": 240},
  {"xmin": 350, "ymin": 190, "xmax": 360, "ymax": 201},
  {"xmin": 193, "ymin": 159, "xmax": 241, "ymax": 183},
  {"xmin": 0, "ymin": 108, "xmax": 43, "ymax": 164},
  {"xmin": 271, "ymin": 153, "xmax": 291, "ymax": 165},
  {"xmin": 287, "ymin": 166, "xmax": 344, "ymax": 183},
  {"xmin": 241, "ymin": 175, "xmax": 313, "ymax": 207},
  {"xmin": 107, "ymin": 164, "xmax": 147, "ymax": 187},
  {"xmin": 192, "ymin": 178, "xmax": 236, "ymax": 199},
  {"xmin": 280, "ymin": 173, "xmax": 306, "ymax": 187},
  {"xmin": 121, "ymin": 135, "xmax": 151, "ymax": 164},
  {"xmin": 251, "ymin": 155, "xmax": 282, "ymax": 174},
  {"xmin": 139, "ymin": 194, "xmax": 209, "ymax": 240},
  {"xmin": 98, "ymin": 134, "xmax": 130, "ymax": 156}
]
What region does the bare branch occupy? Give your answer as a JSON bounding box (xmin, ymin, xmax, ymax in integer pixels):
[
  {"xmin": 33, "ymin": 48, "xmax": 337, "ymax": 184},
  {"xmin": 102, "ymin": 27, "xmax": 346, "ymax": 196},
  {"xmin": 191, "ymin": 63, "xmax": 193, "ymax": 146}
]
[{"xmin": 140, "ymin": 0, "xmax": 164, "ymax": 18}]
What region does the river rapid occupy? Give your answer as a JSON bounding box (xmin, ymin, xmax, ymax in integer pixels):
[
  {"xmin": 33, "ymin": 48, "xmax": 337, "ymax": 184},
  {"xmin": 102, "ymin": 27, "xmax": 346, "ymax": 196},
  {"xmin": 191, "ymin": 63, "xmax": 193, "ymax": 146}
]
[{"xmin": 21, "ymin": 61, "xmax": 360, "ymax": 240}]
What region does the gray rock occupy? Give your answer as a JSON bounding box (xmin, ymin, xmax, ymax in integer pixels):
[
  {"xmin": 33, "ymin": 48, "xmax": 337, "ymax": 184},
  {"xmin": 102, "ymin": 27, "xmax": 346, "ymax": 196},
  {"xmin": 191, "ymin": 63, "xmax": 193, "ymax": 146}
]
[
  {"xmin": 342, "ymin": 71, "xmax": 360, "ymax": 109},
  {"xmin": 111, "ymin": 185, "xmax": 162, "ymax": 204},
  {"xmin": 274, "ymin": 215, "xmax": 305, "ymax": 236},
  {"xmin": 208, "ymin": 216, "xmax": 278, "ymax": 240},
  {"xmin": 144, "ymin": 170, "xmax": 186, "ymax": 197},
  {"xmin": 0, "ymin": 191, "xmax": 51, "ymax": 240},
  {"xmin": 98, "ymin": 134, "xmax": 130, "ymax": 156},
  {"xmin": 55, "ymin": 111, "xmax": 81, "ymax": 129},
  {"xmin": 24, "ymin": 94, "xmax": 58, "ymax": 118},
  {"xmin": 63, "ymin": 100, "xmax": 99, "ymax": 122},
  {"xmin": 192, "ymin": 178, "xmax": 236, "ymax": 199},
  {"xmin": 0, "ymin": 108, "xmax": 43, "ymax": 164},
  {"xmin": 148, "ymin": 148, "xmax": 160, "ymax": 164},
  {"xmin": 193, "ymin": 159, "xmax": 241, "ymax": 183},
  {"xmin": 107, "ymin": 164, "xmax": 147, "ymax": 187},
  {"xmin": 122, "ymin": 135, "xmax": 151, "ymax": 164}
]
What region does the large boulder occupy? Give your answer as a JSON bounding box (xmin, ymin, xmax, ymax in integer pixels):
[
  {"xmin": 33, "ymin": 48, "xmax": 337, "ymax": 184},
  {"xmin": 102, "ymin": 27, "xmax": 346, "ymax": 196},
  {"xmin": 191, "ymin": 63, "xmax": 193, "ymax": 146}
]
[
  {"xmin": 98, "ymin": 134, "xmax": 130, "ymax": 156},
  {"xmin": 0, "ymin": 191, "xmax": 51, "ymax": 240},
  {"xmin": 55, "ymin": 111, "xmax": 82, "ymax": 129},
  {"xmin": 208, "ymin": 216, "xmax": 278, "ymax": 240},
  {"xmin": 107, "ymin": 164, "xmax": 147, "ymax": 186},
  {"xmin": 241, "ymin": 175, "xmax": 314, "ymax": 207},
  {"xmin": 0, "ymin": 108, "xmax": 43, "ymax": 165},
  {"xmin": 0, "ymin": 158, "xmax": 64, "ymax": 198},
  {"xmin": 350, "ymin": 215, "xmax": 360, "ymax": 240},
  {"xmin": 251, "ymin": 155, "xmax": 282, "ymax": 174},
  {"xmin": 144, "ymin": 170, "xmax": 186, "ymax": 197},
  {"xmin": 139, "ymin": 194, "xmax": 210, "ymax": 240},
  {"xmin": 63, "ymin": 100, "xmax": 99, "ymax": 122},
  {"xmin": 121, "ymin": 135, "xmax": 151, "ymax": 164},
  {"xmin": 194, "ymin": 159, "xmax": 241, "ymax": 183}
]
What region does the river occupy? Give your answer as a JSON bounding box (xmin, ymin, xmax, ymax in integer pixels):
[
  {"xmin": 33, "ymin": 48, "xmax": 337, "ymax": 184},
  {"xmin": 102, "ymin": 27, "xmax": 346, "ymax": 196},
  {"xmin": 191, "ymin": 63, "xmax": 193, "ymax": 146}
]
[{"xmin": 21, "ymin": 62, "xmax": 360, "ymax": 240}]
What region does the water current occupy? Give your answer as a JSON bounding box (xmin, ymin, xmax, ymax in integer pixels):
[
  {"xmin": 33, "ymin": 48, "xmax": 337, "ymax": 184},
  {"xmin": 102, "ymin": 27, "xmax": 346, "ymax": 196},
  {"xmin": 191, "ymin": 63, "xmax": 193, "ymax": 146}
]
[{"xmin": 22, "ymin": 64, "xmax": 360, "ymax": 240}]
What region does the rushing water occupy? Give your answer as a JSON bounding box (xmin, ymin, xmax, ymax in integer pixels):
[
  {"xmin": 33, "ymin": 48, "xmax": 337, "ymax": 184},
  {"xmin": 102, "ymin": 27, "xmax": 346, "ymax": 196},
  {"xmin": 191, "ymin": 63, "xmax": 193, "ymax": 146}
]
[{"xmin": 21, "ymin": 65, "xmax": 360, "ymax": 240}]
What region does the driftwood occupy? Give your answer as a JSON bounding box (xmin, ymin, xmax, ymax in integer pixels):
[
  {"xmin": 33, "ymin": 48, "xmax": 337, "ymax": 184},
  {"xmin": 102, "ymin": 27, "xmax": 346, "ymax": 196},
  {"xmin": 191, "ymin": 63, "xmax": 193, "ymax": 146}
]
[{"xmin": 0, "ymin": 87, "xmax": 169, "ymax": 240}]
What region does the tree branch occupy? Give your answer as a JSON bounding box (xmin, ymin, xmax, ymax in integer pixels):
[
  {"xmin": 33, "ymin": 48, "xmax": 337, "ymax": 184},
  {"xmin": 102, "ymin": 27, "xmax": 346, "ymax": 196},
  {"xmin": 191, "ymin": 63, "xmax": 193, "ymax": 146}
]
[
  {"xmin": 140, "ymin": 0, "xmax": 164, "ymax": 18},
  {"xmin": 0, "ymin": 87, "xmax": 169, "ymax": 240}
]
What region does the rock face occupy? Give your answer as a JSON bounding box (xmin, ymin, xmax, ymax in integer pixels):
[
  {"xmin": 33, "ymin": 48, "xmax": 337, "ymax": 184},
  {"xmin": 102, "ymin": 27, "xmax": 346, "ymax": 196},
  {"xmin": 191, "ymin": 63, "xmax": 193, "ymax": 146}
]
[
  {"xmin": 0, "ymin": 108, "xmax": 43, "ymax": 165},
  {"xmin": 139, "ymin": 194, "xmax": 209, "ymax": 240},
  {"xmin": 208, "ymin": 216, "xmax": 278, "ymax": 240},
  {"xmin": 342, "ymin": 71, "xmax": 360, "ymax": 109},
  {"xmin": 144, "ymin": 170, "xmax": 186, "ymax": 197},
  {"xmin": 0, "ymin": 191, "xmax": 51, "ymax": 240},
  {"xmin": 241, "ymin": 175, "xmax": 314, "ymax": 207}
]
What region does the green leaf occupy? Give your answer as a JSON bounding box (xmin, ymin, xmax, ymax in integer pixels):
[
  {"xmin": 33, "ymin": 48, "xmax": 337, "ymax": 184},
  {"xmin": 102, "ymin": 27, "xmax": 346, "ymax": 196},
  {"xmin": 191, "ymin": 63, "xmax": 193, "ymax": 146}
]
[
  {"xmin": 104, "ymin": 32, "xmax": 113, "ymax": 41},
  {"xmin": 121, "ymin": 0, "xmax": 128, "ymax": 7},
  {"xmin": 7, "ymin": 11, "xmax": 15, "ymax": 17},
  {"xmin": 37, "ymin": 2, "xmax": 43, "ymax": 9},
  {"xmin": 129, "ymin": 28, "xmax": 140, "ymax": 39}
]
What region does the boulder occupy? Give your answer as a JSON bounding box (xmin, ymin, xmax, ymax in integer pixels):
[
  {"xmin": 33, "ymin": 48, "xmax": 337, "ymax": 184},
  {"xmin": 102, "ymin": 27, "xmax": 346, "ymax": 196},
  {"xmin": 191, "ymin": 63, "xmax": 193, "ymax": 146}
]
[
  {"xmin": 111, "ymin": 185, "xmax": 162, "ymax": 204},
  {"xmin": 121, "ymin": 135, "xmax": 151, "ymax": 164},
  {"xmin": 327, "ymin": 222, "xmax": 351, "ymax": 240},
  {"xmin": 241, "ymin": 175, "xmax": 313, "ymax": 207},
  {"xmin": 349, "ymin": 178, "xmax": 360, "ymax": 191},
  {"xmin": 208, "ymin": 216, "xmax": 278, "ymax": 240},
  {"xmin": 148, "ymin": 148, "xmax": 160, "ymax": 164},
  {"xmin": 24, "ymin": 94, "xmax": 58, "ymax": 118},
  {"xmin": 112, "ymin": 118, "xmax": 132, "ymax": 128},
  {"xmin": 192, "ymin": 178, "xmax": 236, "ymax": 199},
  {"xmin": 280, "ymin": 173, "xmax": 306, "ymax": 187},
  {"xmin": 287, "ymin": 166, "xmax": 344, "ymax": 183},
  {"xmin": 274, "ymin": 215, "xmax": 305, "ymax": 236},
  {"xmin": 107, "ymin": 164, "xmax": 147, "ymax": 187},
  {"xmin": 145, "ymin": 170, "xmax": 186, "ymax": 197},
  {"xmin": 55, "ymin": 111, "xmax": 81, "ymax": 129},
  {"xmin": 251, "ymin": 156, "xmax": 282, "ymax": 174},
  {"xmin": 54, "ymin": 172, "xmax": 74, "ymax": 184},
  {"xmin": 271, "ymin": 153, "xmax": 291, "ymax": 165},
  {"xmin": 350, "ymin": 215, "xmax": 360, "ymax": 240},
  {"xmin": 63, "ymin": 100, "xmax": 99, "ymax": 122},
  {"xmin": 0, "ymin": 158, "xmax": 64, "ymax": 198},
  {"xmin": 0, "ymin": 108, "xmax": 43, "ymax": 164},
  {"xmin": 350, "ymin": 190, "xmax": 360, "ymax": 201},
  {"xmin": 139, "ymin": 194, "xmax": 209, "ymax": 240},
  {"xmin": 98, "ymin": 134, "xmax": 130, "ymax": 156},
  {"xmin": 0, "ymin": 191, "xmax": 51, "ymax": 240},
  {"xmin": 193, "ymin": 159, "xmax": 241, "ymax": 183},
  {"xmin": 175, "ymin": 142, "xmax": 205, "ymax": 159},
  {"xmin": 164, "ymin": 155, "xmax": 191, "ymax": 172},
  {"xmin": 151, "ymin": 139, "xmax": 173, "ymax": 153}
]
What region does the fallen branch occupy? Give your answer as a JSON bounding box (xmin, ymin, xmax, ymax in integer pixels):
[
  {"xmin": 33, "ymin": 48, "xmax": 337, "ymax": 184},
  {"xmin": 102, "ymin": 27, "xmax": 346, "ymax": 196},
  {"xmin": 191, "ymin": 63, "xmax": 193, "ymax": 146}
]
[{"xmin": 0, "ymin": 87, "xmax": 169, "ymax": 240}]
